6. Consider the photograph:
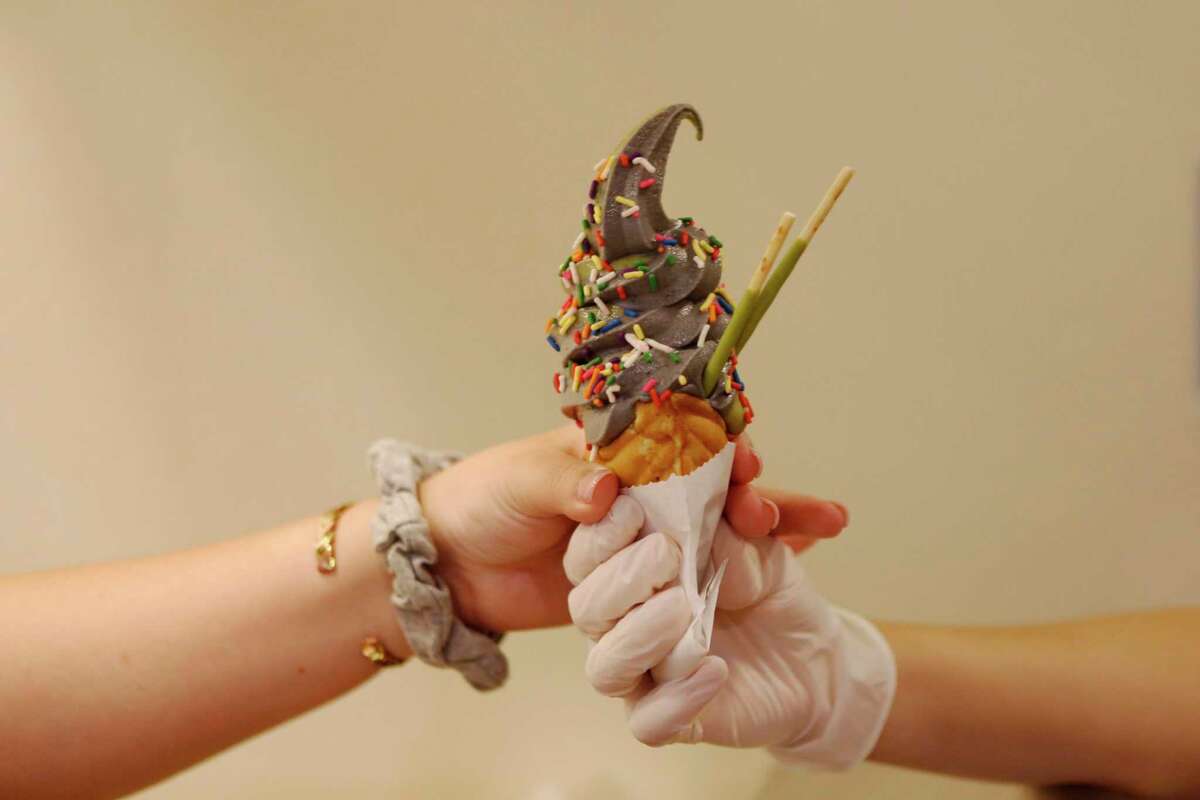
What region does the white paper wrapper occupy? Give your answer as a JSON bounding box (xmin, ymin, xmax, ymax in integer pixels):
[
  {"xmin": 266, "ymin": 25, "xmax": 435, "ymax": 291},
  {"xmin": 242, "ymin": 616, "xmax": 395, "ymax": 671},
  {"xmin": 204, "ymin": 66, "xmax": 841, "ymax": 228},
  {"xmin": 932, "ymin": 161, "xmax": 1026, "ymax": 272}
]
[{"xmin": 624, "ymin": 441, "xmax": 735, "ymax": 682}]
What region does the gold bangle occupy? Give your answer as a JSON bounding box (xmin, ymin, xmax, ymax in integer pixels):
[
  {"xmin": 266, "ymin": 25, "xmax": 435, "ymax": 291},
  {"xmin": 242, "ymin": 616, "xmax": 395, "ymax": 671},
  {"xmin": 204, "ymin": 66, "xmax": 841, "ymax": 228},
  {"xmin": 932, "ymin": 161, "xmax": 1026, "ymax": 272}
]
[
  {"xmin": 314, "ymin": 503, "xmax": 352, "ymax": 574},
  {"xmin": 361, "ymin": 636, "xmax": 406, "ymax": 667},
  {"xmin": 314, "ymin": 503, "xmax": 406, "ymax": 668}
]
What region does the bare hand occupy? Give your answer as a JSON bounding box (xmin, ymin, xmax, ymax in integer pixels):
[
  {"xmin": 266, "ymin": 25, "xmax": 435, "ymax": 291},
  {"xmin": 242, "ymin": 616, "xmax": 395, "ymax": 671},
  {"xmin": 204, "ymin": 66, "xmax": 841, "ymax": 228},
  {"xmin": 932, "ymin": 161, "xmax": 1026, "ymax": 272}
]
[{"xmin": 419, "ymin": 427, "xmax": 848, "ymax": 633}]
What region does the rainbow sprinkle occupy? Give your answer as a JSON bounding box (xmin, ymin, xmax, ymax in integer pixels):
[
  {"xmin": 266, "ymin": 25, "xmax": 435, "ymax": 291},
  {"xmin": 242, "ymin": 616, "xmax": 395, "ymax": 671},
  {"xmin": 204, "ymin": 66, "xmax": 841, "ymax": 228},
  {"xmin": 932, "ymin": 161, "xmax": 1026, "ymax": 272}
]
[
  {"xmin": 632, "ymin": 156, "xmax": 656, "ymax": 173},
  {"xmin": 544, "ymin": 143, "xmax": 744, "ymax": 433},
  {"xmin": 600, "ymin": 156, "xmax": 615, "ymax": 180},
  {"xmin": 645, "ymin": 338, "xmax": 675, "ymax": 353}
]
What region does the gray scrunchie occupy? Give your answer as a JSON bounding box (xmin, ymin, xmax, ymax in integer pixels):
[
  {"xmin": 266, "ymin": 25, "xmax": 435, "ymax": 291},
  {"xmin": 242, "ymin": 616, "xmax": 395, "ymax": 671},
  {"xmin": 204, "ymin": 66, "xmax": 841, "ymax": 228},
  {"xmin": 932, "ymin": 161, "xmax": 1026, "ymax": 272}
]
[{"xmin": 368, "ymin": 439, "xmax": 508, "ymax": 691}]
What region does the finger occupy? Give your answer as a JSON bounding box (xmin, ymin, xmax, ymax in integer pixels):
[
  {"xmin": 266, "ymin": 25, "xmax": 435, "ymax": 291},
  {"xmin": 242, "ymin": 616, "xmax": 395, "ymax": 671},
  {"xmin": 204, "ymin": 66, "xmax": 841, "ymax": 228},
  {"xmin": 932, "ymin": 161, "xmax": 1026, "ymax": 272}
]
[
  {"xmin": 724, "ymin": 483, "xmax": 780, "ymax": 539},
  {"xmin": 729, "ymin": 434, "xmax": 763, "ymax": 486},
  {"xmin": 563, "ymin": 495, "xmax": 645, "ymax": 585},
  {"xmin": 754, "ymin": 487, "xmax": 849, "ymax": 539},
  {"xmin": 621, "ymin": 673, "xmax": 654, "ymax": 712},
  {"xmin": 569, "ymin": 533, "xmax": 680, "ymax": 638},
  {"xmin": 627, "ymin": 656, "xmax": 728, "ymax": 747},
  {"xmin": 506, "ymin": 443, "xmax": 619, "ymax": 525},
  {"xmin": 543, "ymin": 423, "xmax": 588, "ymax": 458},
  {"xmin": 710, "ymin": 520, "xmax": 791, "ymax": 610},
  {"xmin": 777, "ymin": 533, "xmax": 820, "ymax": 554},
  {"xmin": 586, "ymin": 586, "xmax": 691, "ymax": 697}
]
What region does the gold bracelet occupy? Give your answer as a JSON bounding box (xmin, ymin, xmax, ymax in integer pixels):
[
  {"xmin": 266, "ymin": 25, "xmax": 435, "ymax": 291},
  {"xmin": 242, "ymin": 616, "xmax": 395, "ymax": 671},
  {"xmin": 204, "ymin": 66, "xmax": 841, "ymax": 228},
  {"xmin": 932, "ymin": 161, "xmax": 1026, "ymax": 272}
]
[
  {"xmin": 314, "ymin": 503, "xmax": 406, "ymax": 668},
  {"xmin": 361, "ymin": 637, "xmax": 406, "ymax": 666},
  {"xmin": 314, "ymin": 503, "xmax": 352, "ymax": 574}
]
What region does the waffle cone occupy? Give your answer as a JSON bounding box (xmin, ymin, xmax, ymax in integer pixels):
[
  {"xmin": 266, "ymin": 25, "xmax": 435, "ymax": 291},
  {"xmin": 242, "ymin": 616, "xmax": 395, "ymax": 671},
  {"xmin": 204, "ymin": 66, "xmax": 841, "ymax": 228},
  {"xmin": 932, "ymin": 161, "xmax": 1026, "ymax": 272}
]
[{"xmin": 595, "ymin": 393, "xmax": 729, "ymax": 487}]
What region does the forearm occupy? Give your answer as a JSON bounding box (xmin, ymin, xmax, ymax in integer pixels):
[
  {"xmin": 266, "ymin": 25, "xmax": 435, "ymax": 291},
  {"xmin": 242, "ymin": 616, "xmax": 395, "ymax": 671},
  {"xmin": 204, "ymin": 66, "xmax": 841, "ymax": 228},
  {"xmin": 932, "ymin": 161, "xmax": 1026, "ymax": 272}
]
[
  {"xmin": 0, "ymin": 499, "xmax": 408, "ymax": 800},
  {"xmin": 871, "ymin": 611, "xmax": 1200, "ymax": 797}
]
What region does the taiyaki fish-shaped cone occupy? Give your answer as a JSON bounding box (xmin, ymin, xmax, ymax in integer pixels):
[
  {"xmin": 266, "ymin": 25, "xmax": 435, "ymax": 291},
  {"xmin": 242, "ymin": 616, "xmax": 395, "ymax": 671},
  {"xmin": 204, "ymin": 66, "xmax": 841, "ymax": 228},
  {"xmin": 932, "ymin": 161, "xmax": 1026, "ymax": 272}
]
[{"xmin": 596, "ymin": 393, "xmax": 729, "ymax": 487}]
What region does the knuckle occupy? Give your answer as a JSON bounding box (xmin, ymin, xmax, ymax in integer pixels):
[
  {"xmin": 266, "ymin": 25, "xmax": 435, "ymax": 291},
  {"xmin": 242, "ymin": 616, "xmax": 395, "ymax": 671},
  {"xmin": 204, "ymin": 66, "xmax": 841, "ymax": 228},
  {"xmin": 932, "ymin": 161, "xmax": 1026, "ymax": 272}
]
[
  {"xmin": 562, "ymin": 533, "xmax": 592, "ymax": 585},
  {"xmin": 567, "ymin": 585, "xmax": 607, "ymax": 639},
  {"xmin": 584, "ymin": 648, "xmax": 626, "ymax": 697},
  {"xmin": 599, "ymin": 516, "xmax": 639, "ymax": 553},
  {"xmin": 659, "ymin": 584, "xmax": 691, "ymax": 616},
  {"xmin": 630, "ymin": 720, "xmax": 667, "ymax": 748},
  {"xmin": 610, "ymin": 495, "xmax": 645, "ymax": 530},
  {"xmin": 566, "ymin": 584, "xmax": 588, "ymax": 625},
  {"xmin": 643, "ymin": 533, "xmax": 681, "ymax": 573}
]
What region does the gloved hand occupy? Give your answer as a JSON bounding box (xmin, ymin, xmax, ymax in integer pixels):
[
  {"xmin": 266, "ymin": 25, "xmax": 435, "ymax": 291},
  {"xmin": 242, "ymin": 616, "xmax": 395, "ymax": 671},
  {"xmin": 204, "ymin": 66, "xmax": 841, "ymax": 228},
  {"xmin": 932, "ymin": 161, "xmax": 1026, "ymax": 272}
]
[
  {"xmin": 418, "ymin": 425, "xmax": 619, "ymax": 635},
  {"xmin": 564, "ymin": 500, "xmax": 895, "ymax": 769},
  {"xmin": 418, "ymin": 428, "xmax": 816, "ymax": 635}
]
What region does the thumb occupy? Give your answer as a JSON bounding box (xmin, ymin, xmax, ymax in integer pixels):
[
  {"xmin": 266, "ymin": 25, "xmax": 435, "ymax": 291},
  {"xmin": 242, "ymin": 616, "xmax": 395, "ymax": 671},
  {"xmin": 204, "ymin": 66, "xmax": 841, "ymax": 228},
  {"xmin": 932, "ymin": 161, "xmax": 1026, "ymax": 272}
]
[
  {"xmin": 627, "ymin": 656, "xmax": 728, "ymax": 747},
  {"xmin": 508, "ymin": 446, "xmax": 619, "ymax": 525}
]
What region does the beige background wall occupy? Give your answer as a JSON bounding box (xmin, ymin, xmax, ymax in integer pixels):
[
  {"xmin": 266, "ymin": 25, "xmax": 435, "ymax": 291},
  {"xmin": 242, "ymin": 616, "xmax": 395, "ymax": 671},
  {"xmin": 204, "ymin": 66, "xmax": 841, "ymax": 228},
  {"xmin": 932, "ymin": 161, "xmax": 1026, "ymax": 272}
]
[{"xmin": 2, "ymin": 1, "xmax": 1198, "ymax": 797}]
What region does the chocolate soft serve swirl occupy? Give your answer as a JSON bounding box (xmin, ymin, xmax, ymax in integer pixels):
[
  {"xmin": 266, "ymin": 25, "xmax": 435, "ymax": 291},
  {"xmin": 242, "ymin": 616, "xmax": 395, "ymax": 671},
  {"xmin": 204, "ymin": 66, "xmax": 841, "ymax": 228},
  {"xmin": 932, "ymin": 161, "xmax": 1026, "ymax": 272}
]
[{"xmin": 547, "ymin": 104, "xmax": 739, "ymax": 448}]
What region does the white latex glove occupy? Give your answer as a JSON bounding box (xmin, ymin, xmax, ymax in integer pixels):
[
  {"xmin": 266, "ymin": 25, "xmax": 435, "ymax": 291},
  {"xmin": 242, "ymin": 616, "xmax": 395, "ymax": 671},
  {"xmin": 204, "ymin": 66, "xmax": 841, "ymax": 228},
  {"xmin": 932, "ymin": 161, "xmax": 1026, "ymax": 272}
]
[{"xmin": 564, "ymin": 496, "xmax": 896, "ymax": 770}]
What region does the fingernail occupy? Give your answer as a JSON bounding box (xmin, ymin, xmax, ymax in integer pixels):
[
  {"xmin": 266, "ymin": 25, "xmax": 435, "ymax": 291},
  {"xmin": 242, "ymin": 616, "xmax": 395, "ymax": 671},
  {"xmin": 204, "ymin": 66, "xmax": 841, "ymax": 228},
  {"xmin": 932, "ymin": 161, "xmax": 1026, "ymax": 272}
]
[
  {"xmin": 765, "ymin": 499, "xmax": 781, "ymax": 531},
  {"xmin": 831, "ymin": 501, "xmax": 850, "ymax": 526},
  {"xmin": 750, "ymin": 450, "xmax": 764, "ymax": 480},
  {"xmin": 577, "ymin": 469, "xmax": 609, "ymax": 503}
]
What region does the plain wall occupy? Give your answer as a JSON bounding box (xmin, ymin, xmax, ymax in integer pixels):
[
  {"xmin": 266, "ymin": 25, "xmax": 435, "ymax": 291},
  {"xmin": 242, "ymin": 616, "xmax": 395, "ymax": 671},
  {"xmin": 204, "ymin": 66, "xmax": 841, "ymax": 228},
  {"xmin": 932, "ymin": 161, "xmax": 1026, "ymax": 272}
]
[{"xmin": 2, "ymin": 2, "xmax": 1198, "ymax": 797}]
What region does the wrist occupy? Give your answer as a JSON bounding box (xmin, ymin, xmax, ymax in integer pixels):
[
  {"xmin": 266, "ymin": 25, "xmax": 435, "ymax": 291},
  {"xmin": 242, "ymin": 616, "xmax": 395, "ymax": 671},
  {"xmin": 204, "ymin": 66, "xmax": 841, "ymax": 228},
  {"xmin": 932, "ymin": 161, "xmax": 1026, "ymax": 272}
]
[
  {"xmin": 367, "ymin": 438, "xmax": 508, "ymax": 690},
  {"xmin": 769, "ymin": 608, "xmax": 897, "ymax": 770},
  {"xmin": 415, "ymin": 472, "xmax": 491, "ymax": 634},
  {"xmin": 336, "ymin": 499, "xmax": 412, "ymax": 661}
]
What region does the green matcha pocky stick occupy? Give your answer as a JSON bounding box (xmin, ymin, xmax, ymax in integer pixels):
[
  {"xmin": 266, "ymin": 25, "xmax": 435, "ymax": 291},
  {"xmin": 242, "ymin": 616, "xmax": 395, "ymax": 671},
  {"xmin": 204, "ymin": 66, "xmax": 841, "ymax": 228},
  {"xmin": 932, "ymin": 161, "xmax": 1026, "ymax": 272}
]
[{"xmin": 702, "ymin": 167, "xmax": 855, "ymax": 410}]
